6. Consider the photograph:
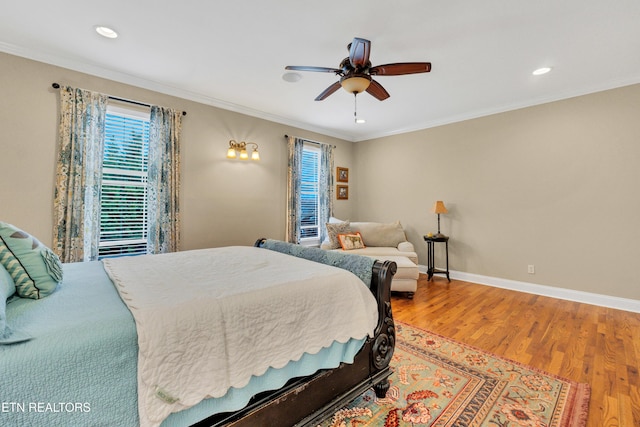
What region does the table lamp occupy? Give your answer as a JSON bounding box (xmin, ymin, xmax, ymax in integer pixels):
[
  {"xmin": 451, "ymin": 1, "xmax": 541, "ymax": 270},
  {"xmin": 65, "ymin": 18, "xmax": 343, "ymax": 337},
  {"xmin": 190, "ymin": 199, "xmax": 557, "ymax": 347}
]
[{"xmin": 432, "ymin": 201, "xmax": 448, "ymax": 237}]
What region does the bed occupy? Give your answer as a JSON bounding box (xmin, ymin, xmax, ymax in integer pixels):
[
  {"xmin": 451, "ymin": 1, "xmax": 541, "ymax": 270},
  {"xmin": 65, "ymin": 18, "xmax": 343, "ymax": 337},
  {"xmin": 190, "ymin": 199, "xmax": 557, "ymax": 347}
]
[{"xmin": 1, "ymin": 237, "xmax": 396, "ymax": 427}]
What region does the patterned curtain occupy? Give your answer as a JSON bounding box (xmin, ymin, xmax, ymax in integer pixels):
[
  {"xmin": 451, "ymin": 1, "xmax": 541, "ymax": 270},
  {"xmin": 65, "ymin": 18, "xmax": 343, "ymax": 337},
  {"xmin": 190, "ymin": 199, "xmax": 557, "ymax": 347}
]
[
  {"xmin": 318, "ymin": 143, "xmax": 334, "ymax": 243},
  {"xmin": 53, "ymin": 86, "xmax": 108, "ymax": 262},
  {"xmin": 147, "ymin": 106, "xmax": 183, "ymax": 254},
  {"xmin": 285, "ymin": 136, "xmax": 334, "ymax": 244},
  {"xmin": 285, "ymin": 136, "xmax": 304, "ymax": 243}
]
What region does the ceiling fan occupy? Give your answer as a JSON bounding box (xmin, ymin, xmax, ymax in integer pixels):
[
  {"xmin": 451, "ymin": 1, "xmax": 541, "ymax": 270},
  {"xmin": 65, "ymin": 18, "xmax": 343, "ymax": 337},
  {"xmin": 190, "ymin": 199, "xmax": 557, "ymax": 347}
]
[{"xmin": 285, "ymin": 37, "xmax": 432, "ymax": 102}]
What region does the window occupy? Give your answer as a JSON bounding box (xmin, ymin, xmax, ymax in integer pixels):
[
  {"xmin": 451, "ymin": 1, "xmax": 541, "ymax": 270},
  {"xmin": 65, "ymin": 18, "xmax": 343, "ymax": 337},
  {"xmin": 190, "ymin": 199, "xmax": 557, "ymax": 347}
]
[
  {"xmin": 285, "ymin": 136, "xmax": 332, "ymax": 246},
  {"xmin": 98, "ymin": 104, "xmax": 151, "ymax": 259},
  {"xmin": 299, "ymin": 143, "xmax": 321, "ymax": 246}
]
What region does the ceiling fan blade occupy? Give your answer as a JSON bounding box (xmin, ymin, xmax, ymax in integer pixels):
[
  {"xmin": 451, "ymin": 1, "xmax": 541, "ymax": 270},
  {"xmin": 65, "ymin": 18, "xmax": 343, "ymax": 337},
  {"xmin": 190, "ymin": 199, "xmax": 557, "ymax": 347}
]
[
  {"xmin": 369, "ymin": 62, "xmax": 432, "ymax": 76},
  {"xmin": 285, "ymin": 65, "xmax": 341, "ymax": 73},
  {"xmin": 366, "ymin": 79, "xmax": 390, "ymax": 101},
  {"xmin": 348, "ymin": 37, "xmax": 371, "ymax": 68},
  {"xmin": 315, "ymin": 81, "xmax": 342, "ymax": 101}
]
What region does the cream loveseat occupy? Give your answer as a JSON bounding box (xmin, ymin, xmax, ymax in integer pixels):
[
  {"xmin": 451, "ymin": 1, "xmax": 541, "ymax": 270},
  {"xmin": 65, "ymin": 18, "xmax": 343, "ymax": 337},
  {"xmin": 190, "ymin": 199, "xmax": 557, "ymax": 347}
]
[{"xmin": 321, "ymin": 219, "xmax": 419, "ymax": 298}]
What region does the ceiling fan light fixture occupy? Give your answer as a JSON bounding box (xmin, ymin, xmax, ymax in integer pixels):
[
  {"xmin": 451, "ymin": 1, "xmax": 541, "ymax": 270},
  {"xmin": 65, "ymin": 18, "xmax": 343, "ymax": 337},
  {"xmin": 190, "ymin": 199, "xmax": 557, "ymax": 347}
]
[
  {"xmin": 286, "ymin": 37, "xmax": 430, "ymax": 117},
  {"xmin": 340, "ymin": 76, "xmax": 371, "ymax": 94}
]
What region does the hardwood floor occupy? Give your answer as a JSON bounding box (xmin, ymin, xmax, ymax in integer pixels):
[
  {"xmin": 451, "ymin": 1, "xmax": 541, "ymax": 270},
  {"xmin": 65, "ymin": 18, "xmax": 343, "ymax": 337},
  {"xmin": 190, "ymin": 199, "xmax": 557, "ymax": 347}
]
[{"xmin": 391, "ymin": 274, "xmax": 640, "ymax": 427}]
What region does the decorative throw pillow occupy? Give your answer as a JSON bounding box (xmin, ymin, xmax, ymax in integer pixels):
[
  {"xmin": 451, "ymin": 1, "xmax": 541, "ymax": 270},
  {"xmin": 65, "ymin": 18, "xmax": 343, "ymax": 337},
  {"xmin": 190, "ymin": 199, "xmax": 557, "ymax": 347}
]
[
  {"xmin": 1, "ymin": 263, "xmax": 15, "ymax": 326},
  {"xmin": 325, "ymin": 220, "xmax": 351, "ymax": 249},
  {"xmin": 0, "ymin": 222, "xmax": 63, "ymax": 299},
  {"xmin": 337, "ymin": 232, "xmax": 366, "ymax": 250},
  {"xmin": 1, "ymin": 263, "xmax": 31, "ymax": 344}
]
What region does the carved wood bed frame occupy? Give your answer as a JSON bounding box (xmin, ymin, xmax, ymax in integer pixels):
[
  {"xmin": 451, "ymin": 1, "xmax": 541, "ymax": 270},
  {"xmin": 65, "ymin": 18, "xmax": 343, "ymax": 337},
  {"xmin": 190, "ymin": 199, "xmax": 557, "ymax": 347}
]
[{"xmin": 191, "ymin": 239, "xmax": 397, "ymax": 427}]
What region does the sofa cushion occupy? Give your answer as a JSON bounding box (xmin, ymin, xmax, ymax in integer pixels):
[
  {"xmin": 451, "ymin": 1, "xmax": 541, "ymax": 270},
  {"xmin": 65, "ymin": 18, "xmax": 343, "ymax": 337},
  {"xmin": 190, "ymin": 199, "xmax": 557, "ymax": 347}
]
[
  {"xmin": 365, "ymin": 255, "xmax": 418, "ymax": 280},
  {"xmin": 332, "ymin": 246, "xmax": 418, "ymax": 265},
  {"xmin": 398, "ymin": 241, "xmax": 415, "ymax": 253},
  {"xmin": 364, "ymin": 255, "xmax": 418, "ymax": 294},
  {"xmin": 350, "ymin": 221, "xmax": 407, "ymax": 248}
]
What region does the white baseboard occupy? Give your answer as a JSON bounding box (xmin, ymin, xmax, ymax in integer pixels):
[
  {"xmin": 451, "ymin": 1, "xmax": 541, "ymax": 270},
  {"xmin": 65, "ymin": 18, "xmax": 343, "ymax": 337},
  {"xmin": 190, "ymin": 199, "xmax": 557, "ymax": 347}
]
[{"xmin": 417, "ymin": 265, "xmax": 640, "ymax": 313}]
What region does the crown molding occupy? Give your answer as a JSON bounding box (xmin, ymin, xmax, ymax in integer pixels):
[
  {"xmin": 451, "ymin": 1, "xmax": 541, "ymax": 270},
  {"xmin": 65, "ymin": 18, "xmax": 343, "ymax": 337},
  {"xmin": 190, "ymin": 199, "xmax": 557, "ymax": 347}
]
[
  {"xmin": 0, "ymin": 43, "xmax": 355, "ymax": 142},
  {"xmin": 3, "ymin": 42, "xmax": 639, "ymax": 144}
]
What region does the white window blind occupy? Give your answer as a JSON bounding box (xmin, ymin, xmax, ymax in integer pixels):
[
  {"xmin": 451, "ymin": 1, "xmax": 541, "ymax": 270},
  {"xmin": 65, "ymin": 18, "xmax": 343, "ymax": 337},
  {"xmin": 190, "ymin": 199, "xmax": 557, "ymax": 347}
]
[
  {"xmin": 99, "ymin": 104, "xmax": 150, "ymax": 259},
  {"xmin": 300, "ymin": 143, "xmax": 321, "ymax": 245}
]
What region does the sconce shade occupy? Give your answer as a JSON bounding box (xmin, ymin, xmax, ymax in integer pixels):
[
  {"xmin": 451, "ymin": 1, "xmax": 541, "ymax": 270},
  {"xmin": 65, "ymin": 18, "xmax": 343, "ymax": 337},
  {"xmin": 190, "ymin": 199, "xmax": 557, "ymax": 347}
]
[
  {"xmin": 340, "ymin": 76, "xmax": 371, "ymax": 94},
  {"xmin": 239, "ymin": 148, "xmax": 249, "ymax": 160},
  {"xmin": 227, "ymin": 147, "xmax": 237, "ymax": 159},
  {"xmin": 251, "ymin": 149, "xmax": 260, "ymax": 161},
  {"xmin": 432, "ymin": 201, "xmax": 448, "ymax": 214}
]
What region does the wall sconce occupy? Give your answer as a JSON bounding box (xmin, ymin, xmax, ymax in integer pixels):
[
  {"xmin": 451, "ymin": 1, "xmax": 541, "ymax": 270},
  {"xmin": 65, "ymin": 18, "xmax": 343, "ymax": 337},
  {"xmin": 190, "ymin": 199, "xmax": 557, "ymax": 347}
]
[{"xmin": 227, "ymin": 140, "xmax": 260, "ymax": 161}]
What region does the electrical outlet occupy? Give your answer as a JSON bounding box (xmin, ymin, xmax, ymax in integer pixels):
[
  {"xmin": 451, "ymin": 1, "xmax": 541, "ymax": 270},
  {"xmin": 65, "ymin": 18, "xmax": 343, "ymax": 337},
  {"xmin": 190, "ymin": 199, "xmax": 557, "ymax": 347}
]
[{"xmin": 527, "ymin": 265, "xmax": 535, "ymax": 274}]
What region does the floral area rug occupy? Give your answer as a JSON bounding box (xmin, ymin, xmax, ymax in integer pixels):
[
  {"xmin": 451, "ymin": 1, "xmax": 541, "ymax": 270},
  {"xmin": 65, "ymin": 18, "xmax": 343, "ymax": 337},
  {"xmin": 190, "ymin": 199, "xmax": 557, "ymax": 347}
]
[{"xmin": 319, "ymin": 322, "xmax": 590, "ymax": 427}]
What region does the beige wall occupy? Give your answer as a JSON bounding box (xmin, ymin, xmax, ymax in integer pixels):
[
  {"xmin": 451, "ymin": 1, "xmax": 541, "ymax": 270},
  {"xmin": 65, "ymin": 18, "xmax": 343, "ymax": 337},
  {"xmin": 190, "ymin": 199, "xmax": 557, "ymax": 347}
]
[
  {"xmin": 2, "ymin": 52, "xmax": 639, "ymax": 301},
  {"xmin": 354, "ymin": 84, "xmax": 640, "ymax": 300},
  {"xmin": 0, "ymin": 52, "xmax": 355, "ymax": 250}
]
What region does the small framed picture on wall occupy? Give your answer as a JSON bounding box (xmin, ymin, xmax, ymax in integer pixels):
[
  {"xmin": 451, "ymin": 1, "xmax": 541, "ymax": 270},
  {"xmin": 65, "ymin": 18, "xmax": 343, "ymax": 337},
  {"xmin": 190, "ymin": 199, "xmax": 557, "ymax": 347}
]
[
  {"xmin": 337, "ymin": 185, "xmax": 349, "ymax": 200},
  {"xmin": 337, "ymin": 167, "xmax": 349, "ymax": 183}
]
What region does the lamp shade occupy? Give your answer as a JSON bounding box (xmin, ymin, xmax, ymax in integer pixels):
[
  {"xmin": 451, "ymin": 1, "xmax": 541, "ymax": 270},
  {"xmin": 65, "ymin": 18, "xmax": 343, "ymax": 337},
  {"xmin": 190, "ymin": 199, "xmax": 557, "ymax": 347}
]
[{"xmin": 432, "ymin": 201, "xmax": 448, "ymax": 214}]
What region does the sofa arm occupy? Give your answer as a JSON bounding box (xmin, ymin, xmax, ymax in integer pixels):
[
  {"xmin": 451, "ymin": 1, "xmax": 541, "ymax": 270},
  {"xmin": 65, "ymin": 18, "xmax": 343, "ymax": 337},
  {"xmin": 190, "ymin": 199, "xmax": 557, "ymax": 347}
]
[{"xmin": 397, "ymin": 241, "xmax": 415, "ymax": 252}]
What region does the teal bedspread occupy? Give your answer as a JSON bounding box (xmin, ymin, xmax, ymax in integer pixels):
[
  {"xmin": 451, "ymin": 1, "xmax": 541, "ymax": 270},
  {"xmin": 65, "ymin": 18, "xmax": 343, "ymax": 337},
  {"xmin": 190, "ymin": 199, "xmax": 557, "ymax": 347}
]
[
  {"xmin": 1, "ymin": 258, "xmax": 365, "ymax": 426},
  {"xmin": 1, "ymin": 261, "xmax": 139, "ymax": 426}
]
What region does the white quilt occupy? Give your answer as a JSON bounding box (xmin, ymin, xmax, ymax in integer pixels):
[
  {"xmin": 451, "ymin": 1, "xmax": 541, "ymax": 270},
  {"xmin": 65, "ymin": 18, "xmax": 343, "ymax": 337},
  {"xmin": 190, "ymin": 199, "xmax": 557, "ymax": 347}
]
[{"xmin": 102, "ymin": 246, "xmax": 378, "ymax": 427}]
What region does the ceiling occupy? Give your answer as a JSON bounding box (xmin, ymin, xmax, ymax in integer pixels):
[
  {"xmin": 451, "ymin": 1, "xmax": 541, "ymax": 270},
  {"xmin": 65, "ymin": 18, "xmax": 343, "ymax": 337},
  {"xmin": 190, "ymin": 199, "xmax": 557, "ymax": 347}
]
[{"xmin": 2, "ymin": 1, "xmax": 640, "ymax": 142}]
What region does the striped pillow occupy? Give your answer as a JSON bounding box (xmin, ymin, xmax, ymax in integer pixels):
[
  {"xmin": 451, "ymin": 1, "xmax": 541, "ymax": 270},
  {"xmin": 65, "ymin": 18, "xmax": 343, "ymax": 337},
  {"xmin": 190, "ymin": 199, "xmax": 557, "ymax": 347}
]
[{"xmin": 0, "ymin": 222, "xmax": 63, "ymax": 299}]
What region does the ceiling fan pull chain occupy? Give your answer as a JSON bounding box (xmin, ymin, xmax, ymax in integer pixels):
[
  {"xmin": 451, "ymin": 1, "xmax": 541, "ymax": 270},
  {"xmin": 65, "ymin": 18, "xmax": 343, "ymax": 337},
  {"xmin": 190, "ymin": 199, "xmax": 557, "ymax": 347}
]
[{"xmin": 354, "ymin": 93, "xmax": 358, "ymax": 123}]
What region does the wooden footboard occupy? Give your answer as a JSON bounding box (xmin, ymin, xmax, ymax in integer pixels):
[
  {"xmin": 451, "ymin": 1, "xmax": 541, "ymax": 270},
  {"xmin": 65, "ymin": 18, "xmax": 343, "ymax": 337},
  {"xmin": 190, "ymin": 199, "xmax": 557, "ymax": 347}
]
[{"xmin": 193, "ymin": 239, "xmax": 397, "ymax": 427}]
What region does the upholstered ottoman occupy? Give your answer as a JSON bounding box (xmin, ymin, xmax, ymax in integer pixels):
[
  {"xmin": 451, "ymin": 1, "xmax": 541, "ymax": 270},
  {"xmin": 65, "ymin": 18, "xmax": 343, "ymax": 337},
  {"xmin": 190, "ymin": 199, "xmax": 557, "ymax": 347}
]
[{"xmin": 369, "ymin": 255, "xmax": 419, "ymax": 299}]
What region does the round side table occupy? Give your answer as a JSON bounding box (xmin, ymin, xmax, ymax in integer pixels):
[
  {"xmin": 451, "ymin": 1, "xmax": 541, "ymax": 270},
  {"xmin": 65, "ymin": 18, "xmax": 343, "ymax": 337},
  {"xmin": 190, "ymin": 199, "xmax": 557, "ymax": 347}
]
[{"xmin": 423, "ymin": 235, "xmax": 450, "ymax": 282}]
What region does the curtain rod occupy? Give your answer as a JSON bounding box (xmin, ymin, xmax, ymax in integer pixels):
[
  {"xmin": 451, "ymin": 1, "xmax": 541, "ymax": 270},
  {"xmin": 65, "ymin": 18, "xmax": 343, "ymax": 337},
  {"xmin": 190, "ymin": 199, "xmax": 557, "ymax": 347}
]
[
  {"xmin": 51, "ymin": 83, "xmax": 186, "ymax": 116},
  {"xmin": 284, "ymin": 134, "xmax": 336, "ymax": 148}
]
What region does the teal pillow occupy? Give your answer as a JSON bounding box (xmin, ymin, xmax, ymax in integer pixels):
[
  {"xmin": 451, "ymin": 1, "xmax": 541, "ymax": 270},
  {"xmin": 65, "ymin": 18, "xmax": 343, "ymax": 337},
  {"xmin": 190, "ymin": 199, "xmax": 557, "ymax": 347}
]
[
  {"xmin": 1, "ymin": 264, "xmax": 12, "ymax": 340},
  {"xmin": 0, "ymin": 222, "xmax": 63, "ymax": 299},
  {"xmin": 0, "ymin": 261, "xmax": 15, "ymax": 299},
  {"xmin": 1, "ymin": 263, "xmax": 31, "ymax": 344}
]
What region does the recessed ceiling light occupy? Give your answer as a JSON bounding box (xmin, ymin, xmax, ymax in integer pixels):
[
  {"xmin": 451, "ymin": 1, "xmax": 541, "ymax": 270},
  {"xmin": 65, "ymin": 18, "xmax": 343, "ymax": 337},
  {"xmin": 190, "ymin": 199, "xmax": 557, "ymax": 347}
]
[
  {"xmin": 282, "ymin": 72, "xmax": 302, "ymax": 83},
  {"xmin": 532, "ymin": 67, "xmax": 552, "ymax": 76},
  {"xmin": 95, "ymin": 26, "xmax": 118, "ymax": 39}
]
